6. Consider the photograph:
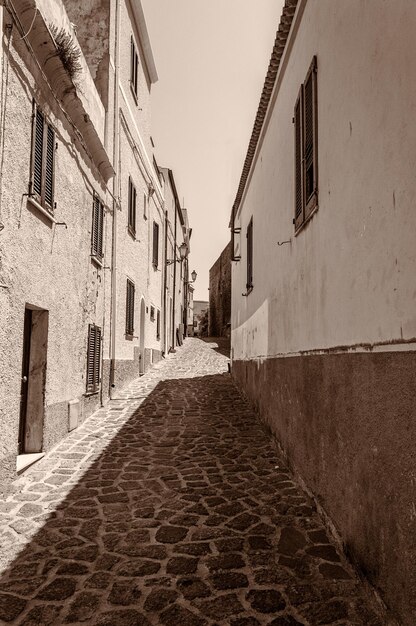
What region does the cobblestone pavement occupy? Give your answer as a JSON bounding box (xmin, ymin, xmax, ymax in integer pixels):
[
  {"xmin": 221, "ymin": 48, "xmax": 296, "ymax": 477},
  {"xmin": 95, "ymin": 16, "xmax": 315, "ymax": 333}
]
[{"xmin": 0, "ymin": 338, "xmax": 390, "ymax": 625}]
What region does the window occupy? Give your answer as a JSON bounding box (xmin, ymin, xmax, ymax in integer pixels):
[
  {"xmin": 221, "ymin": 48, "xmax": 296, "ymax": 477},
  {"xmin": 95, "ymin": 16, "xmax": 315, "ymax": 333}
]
[
  {"xmin": 130, "ymin": 36, "xmax": 139, "ymax": 100},
  {"xmin": 128, "ymin": 176, "xmax": 136, "ymax": 236},
  {"xmin": 246, "ymin": 218, "xmax": 253, "ymax": 293},
  {"xmin": 294, "ymin": 56, "xmax": 318, "ymax": 231},
  {"xmin": 91, "ymin": 194, "xmax": 104, "ymax": 260},
  {"xmin": 143, "ymin": 193, "xmax": 147, "ymax": 219},
  {"xmin": 86, "ymin": 324, "xmax": 101, "ymax": 393},
  {"xmin": 156, "ymin": 309, "xmax": 160, "ymax": 340},
  {"xmin": 30, "ymin": 104, "xmax": 55, "ymax": 211},
  {"xmin": 150, "ymin": 305, "xmax": 155, "ymax": 321},
  {"xmin": 125, "ymin": 279, "xmax": 135, "ymax": 336},
  {"xmin": 152, "ymin": 221, "xmax": 159, "ymax": 268}
]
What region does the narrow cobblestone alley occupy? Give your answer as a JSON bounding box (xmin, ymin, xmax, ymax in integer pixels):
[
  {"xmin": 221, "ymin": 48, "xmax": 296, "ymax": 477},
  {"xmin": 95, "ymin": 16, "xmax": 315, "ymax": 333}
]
[{"xmin": 0, "ymin": 339, "xmax": 389, "ymax": 625}]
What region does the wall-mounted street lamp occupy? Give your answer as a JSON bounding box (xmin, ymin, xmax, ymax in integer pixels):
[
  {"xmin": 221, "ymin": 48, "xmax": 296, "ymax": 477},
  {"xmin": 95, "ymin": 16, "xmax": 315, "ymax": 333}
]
[
  {"xmin": 167, "ymin": 242, "xmax": 187, "ymax": 265},
  {"xmin": 188, "ymin": 270, "xmax": 197, "ymax": 284}
]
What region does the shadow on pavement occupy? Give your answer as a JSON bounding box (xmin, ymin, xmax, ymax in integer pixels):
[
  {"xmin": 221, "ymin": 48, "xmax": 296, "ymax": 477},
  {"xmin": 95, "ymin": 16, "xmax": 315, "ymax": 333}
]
[
  {"xmin": 199, "ymin": 337, "xmax": 230, "ymax": 358},
  {"xmin": 0, "ymin": 373, "xmax": 383, "ymax": 625}
]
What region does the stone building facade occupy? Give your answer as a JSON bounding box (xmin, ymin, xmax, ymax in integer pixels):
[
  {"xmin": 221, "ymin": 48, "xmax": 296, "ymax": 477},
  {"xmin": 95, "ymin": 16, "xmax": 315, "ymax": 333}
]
[
  {"xmin": 209, "ymin": 241, "xmax": 231, "ymax": 337},
  {"xmin": 230, "ymin": 1, "xmax": 416, "ymax": 623},
  {"xmin": 0, "ymin": 0, "xmax": 192, "ymax": 489}
]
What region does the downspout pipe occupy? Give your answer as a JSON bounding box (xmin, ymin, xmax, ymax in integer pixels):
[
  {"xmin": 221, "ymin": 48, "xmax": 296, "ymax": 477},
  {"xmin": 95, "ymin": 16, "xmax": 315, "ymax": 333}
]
[
  {"xmin": 109, "ymin": 0, "xmax": 121, "ymax": 395},
  {"xmin": 171, "ymin": 201, "xmax": 177, "ymax": 352},
  {"xmin": 162, "ymin": 209, "xmax": 168, "ymax": 355}
]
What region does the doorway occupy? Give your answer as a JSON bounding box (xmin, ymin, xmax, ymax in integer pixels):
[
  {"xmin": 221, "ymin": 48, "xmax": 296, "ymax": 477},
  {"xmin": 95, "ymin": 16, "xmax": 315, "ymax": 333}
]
[
  {"xmin": 18, "ymin": 307, "xmax": 49, "ymax": 455},
  {"xmin": 139, "ymin": 298, "xmax": 145, "ymax": 374}
]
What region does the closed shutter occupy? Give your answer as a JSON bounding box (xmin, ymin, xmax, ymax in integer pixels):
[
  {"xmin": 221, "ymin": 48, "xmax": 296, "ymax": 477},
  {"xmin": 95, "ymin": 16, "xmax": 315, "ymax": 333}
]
[
  {"xmin": 128, "ymin": 177, "xmax": 136, "ymax": 234},
  {"xmin": 33, "ymin": 109, "xmax": 44, "ymax": 198},
  {"xmin": 153, "ymin": 222, "xmax": 159, "ymax": 268},
  {"xmin": 294, "ymin": 89, "xmax": 304, "ymax": 230},
  {"xmin": 91, "ymin": 195, "xmax": 104, "ymax": 259},
  {"xmin": 126, "ymin": 279, "xmax": 135, "ymax": 335},
  {"xmin": 294, "ymin": 56, "xmax": 318, "ymax": 228},
  {"xmin": 86, "ymin": 324, "xmax": 101, "ymax": 393},
  {"xmin": 44, "ymin": 125, "xmax": 55, "ymax": 208},
  {"xmin": 156, "ymin": 309, "xmax": 160, "ymax": 340},
  {"xmin": 246, "ymin": 219, "xmax": 253, "ymax": 291},
  {"xmin": 303, "ymin": 56, "xmax": 318, "ymax": 219},
  {"xmin": 130, "ymin": 36, "xmax": 138, "ymax": 96}
]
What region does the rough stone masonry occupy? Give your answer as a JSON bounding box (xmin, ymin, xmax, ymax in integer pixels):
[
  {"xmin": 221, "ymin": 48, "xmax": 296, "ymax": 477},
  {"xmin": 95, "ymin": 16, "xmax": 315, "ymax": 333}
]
[{"xmin": 0, "ymin": 339, "xmax": 392, "ymax": 625}]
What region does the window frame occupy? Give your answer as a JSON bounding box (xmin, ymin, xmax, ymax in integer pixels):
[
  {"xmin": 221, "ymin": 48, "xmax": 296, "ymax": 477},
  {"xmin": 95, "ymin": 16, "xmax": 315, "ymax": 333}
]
[
  {"xmin": 30, "ymin": 103, "xmax": 56, "ymax": 213},
  {"xmin": 130, "ymin": 35, "xmax": 139, "ymax": 102},
  {"xmin": 294, "ymin": 56, "xmax": 318, "ymax": 233},
  {"xmin": 86, "ymin": 324, "xmax": 101, "ymax": 394},
  {"xmin": 128, "ymin": 176, "xmax": 137, "ymax": 237},
  {"xmin": 91, "ymin": 193, "xmax": 104, "ymax": 262},
  {"xmin": 156, "ymin": 309, "xmax": 160, "ymax": 340},
  {"xmin": 125, "ymin": 279, "xmax": 135, "ymax": 337}
]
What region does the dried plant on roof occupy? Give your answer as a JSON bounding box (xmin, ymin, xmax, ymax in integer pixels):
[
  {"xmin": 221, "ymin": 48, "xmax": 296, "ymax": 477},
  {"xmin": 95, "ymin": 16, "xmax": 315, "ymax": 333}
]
[{"xmin": 49, "ymin": 25, "xmax": 82, "ymax": 81}]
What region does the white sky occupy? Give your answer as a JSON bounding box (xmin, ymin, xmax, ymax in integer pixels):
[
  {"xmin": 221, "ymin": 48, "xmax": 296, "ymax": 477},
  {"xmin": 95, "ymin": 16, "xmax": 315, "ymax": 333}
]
[{"xmin": 141, "ymin": 0, "xmax": 285, "ymax": 300}]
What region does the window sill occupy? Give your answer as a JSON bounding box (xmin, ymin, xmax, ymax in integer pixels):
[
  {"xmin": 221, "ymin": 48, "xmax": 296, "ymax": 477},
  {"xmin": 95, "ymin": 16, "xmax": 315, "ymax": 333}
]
[
  {"xmin": 125, "ymin": 333, "xmax": 134, "ymax": 341},
  {"xmin": 84, "ymin": 390, "xmax": 100, "ymax": 397},
  {"xmin": 16, "ymin": 452, "xmax": 45, "ymax": 474},
  {"xmin": 91, "ymin": 255, "xmax": 103, "ymax": 268},
  {"xmin": 27, "ymin": 196, "xmax": 56, "ymax": 223},
  {"xmin": 294, "ymin": 202, "xmax": 319, "ymax": 236}
]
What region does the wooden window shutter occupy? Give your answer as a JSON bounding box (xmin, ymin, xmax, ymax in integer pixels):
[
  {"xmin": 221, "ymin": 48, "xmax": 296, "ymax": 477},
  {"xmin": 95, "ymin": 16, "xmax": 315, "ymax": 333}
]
[
  {"xmin": 304, "ymin": 56, "xmax": 318, "ymax": 218},
  {"xmin": 153, "ymin": 221, "xmax": 159, "ymax": 267},
  {"xmin": 126, "ymin": 279, "xmax": 135, "ymax": 335},
  {"xmin": 92, "ymin": 194, "xmax": 104, "ymax": 259},
  {"xmin": 156, "ymin": 309, "xmax": 160, "ymax": 340},
  {"xmin": 44, "ymin": 125, "xmax": 55, "ymax": 208},
  {"xmin": 246, "ymin": 219, "xmax": 253, "ymax": 291},
  {"xmin": 294, "ymin": 88, "xmax": 304, "ymax": 230},
  {"xmin": 130, "ymin": 36, "xmax": 138, "ymax": 96},
  {"xmin": 32, "ymin": 108, "xmax": 44, "ymax": 199},
  {"xmin": 128, "ymin": 177, "xmax": 136, "ymax": 234},
  {"xmin": 86, "ymin": 324, "xmax": 101, "ymax": 393}
]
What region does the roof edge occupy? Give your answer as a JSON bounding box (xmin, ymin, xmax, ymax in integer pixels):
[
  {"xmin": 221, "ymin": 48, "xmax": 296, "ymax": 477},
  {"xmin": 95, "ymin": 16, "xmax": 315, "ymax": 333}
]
[
  {"xmin": 131, "ymin": 0, "xmax": 158, "ymax": 84},
  {"xmin": 230, "ymin": 0, "xmax": 299, "ymax": 226}
]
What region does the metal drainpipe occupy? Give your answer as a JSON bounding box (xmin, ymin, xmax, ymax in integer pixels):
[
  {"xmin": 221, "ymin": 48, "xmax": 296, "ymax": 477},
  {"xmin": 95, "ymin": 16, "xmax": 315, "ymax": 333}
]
[
  {"xmin": 109, "ymin": 0, "xmax": 121, "ymax": 395},
  {"xmin": 162, "ymin": 209, "xmax": 168, "ymax": 355},
  {"xmin": 171, "ymin": 202, "xmax": 177, "ymax": 351}
]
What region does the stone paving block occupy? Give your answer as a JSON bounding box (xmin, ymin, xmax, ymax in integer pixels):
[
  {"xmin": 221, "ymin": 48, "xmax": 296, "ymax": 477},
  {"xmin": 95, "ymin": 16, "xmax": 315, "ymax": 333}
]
[{"xmin": 0, "ymin": 339, "xmax": 390, "ymax": 625}]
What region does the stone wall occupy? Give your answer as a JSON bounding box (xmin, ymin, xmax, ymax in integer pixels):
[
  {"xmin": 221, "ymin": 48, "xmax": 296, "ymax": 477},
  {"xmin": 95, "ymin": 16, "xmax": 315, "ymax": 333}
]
[{"xmin": 209, "ymin": 241, "xmax": 231, "ymax": 337}]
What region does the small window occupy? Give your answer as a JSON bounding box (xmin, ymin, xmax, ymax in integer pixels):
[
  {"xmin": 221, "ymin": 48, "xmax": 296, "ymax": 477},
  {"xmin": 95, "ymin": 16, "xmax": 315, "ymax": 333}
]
[
  {"xmin": 91, "ymin": 194, "xmax": 104, "ymax": 260},
  {"xmin": 30, "ymin": 104, "xmax": 55, "ymax": 211},
  {"xmin": 128, "ymin": 176, "xmax": 136, "ymax": 236},
  {"xmin": 126, "ymin": 279, "xmax": 135, "ymax": 336},
  {"xmin": 130, "ymin": 36, "xmax": 139, "ymax": 100},
  {"xmin": 150, "ymin": 305, "xmax": 155, "ymax": 322},
  {"xmin": 294, "ymin": 56, "xmax": 318, "ymax": 231},
  {"xmin": 143, "ymin": 193, "xmax": 147, "ymax": 220},
  {"xmin": 152, "ymin": 221, "xmax": 159, "ymax": 268},
  {"xmin": 246, "ymin": 218, "xmax": 253, "ymax": 293},
  {"xmin": 86, "ymin": 324, "xmax": 101, "ymax": 394},
  {"xmin": 156, "ymin": 309, "xmax": 160, "ymax": 340}
]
